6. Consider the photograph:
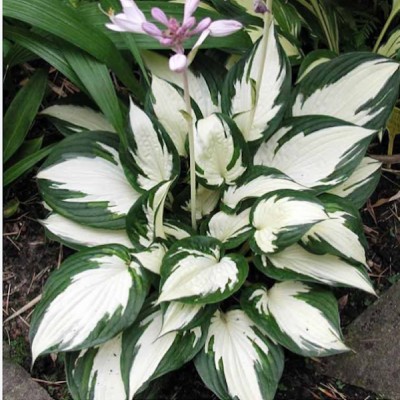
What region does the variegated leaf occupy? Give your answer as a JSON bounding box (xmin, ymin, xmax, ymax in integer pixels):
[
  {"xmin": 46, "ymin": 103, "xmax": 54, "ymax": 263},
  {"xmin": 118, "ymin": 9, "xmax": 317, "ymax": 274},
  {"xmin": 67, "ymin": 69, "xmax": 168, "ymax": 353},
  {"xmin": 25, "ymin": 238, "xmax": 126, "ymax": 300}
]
[
  {"xmin": 222, "ymin": 166, "xmax": 308, "ymax": 213},
  {"xmin": 37, "ymin": 132, "xmax": 140, "ymax": 229},
  {"xmin": 132, "ymin": 243, "xmax": 167, "ymax": 275},
  {"xmin": 65, "ymin": 334, "xmax": 125, "ymax": 400},
  {"xmin": 163, "ymin": 220, "xmax": 193, "ymax": 243},
  {"xmin": 254, "ymin": 116, "xmax": 376, "ymax": 191},
  {"xmin": 297, "ymin": 49, "xmax": 337, "ymax": 83},
  {"xmin": 160, "ymin": 302, "xmax": 215, "ymax": 336},
  {"xmin": 301, "ymin": 195, "xmax": 367, "ymax": 267},
  {"xmin": 125, "ymin": 100, "xmax": 179, "ymax": 191},
  {"xmin": 222, "ymin": 24, "xmax": 291, "ymax": 142},
  {"xmin": 143, "ymin": 51, "xmax": 219, "ymax": 117},
  {"xmin": 250, "ymin": 190, "xmax": 327, "ymax": 254},
  {"xmin": 158, "ymin": 236, "xmax": 248, "ymax": 304},
  {"xmin": 30, "ymin": 245, "xmax": 150, "ymax": 362},
  {"xmin": 241, "ymin": 282, "xmax": 349, "ymax": 357},
  {"xmin": 182, "ymin": 184, "xmax": 220, "ymax": 220},
  {"xmin": 292, "ymin": 53, "xmax": 400, "ymax": 130},
  {"xmin": 326, "ymin": 157, "xmax": 381, "ymax": 208},
  {"xmin": 195, "ymin": 309, "xmax": 284, "ymax": 400},
  {"xmin": 121, "ymin": 307, "xmax": 205, "ymax": 398},
  {"xmin": 195, "ymin": 113, "xmax": 247, "ymax": 188},
  {"xmin": 257, "ymin": 244, "xmax": 375, "ymax": 294},
  {"xmin": 41, "ymin": 212, "xmax": 132, "ymax": 249},
  {"xmin": 204, "ymin": 208, "xmax": 251, "ymax": 249},
  {"xmin": 150, "ymin": 75, "xmax": 190, "ymax": 156},
  {"xmin": 378, "ymin": 28, "xmax": 400, "ymax": 59},
  {"xmin": 127, "ymin": 181, "xmax": 172, "ymax": 249},
  {"xmin": 40, "ymin": 104, "xmax": 115, "ymax": 133}
]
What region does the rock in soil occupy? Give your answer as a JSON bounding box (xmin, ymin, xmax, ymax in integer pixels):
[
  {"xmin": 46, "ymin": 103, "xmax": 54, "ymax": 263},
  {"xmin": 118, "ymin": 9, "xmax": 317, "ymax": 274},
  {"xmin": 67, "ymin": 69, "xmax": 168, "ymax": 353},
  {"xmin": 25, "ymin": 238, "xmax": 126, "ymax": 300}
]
[
  {"xmin": 317, "ymin": 281, "xmax": 400, "ymax": 400},
  {"xmin": 3, "ymin": 359, "xmax": 53, "ymax": 400}
]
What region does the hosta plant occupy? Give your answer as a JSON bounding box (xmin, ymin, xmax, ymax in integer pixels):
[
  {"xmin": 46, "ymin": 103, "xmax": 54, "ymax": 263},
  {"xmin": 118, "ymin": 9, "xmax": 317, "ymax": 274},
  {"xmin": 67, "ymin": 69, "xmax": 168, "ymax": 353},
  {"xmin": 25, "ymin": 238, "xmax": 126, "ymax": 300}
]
[{"xmin": 31, "ymin": 0, "xmax": 400, "ymax": 399}]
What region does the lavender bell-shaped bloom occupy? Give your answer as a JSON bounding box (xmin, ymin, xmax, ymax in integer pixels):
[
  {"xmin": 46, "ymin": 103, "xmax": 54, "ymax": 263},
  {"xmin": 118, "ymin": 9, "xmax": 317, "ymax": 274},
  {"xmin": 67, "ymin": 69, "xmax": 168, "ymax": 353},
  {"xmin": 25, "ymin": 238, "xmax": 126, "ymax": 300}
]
[{"xmin": 106, "ymin": 0, "xmax": 243, "ymax": 72}]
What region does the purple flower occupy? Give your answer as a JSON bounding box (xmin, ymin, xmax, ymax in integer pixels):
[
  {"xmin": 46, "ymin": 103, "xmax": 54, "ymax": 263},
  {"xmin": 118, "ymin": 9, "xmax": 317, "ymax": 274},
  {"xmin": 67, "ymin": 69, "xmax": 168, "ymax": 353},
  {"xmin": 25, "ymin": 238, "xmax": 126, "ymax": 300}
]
[{"xmin": 106, "ymin": 0, "xmax": 243, "ymax": 72}]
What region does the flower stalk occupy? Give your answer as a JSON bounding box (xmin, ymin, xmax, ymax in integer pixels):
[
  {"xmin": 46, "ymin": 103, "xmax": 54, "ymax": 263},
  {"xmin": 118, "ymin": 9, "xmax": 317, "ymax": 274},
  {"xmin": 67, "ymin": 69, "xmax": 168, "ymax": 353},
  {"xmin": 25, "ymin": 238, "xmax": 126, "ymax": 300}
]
[{"xmin": 182, "ymin": 70, "xmax": 197, "ymax": 230}]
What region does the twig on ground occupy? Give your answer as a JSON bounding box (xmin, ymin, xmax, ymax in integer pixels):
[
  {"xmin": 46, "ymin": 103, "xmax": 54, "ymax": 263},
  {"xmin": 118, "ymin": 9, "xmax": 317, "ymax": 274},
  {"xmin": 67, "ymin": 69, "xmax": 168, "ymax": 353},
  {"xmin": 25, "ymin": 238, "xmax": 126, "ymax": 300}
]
[{"xmin": 4, "ymin": 294, "xmax": 42, "ymax": 323}]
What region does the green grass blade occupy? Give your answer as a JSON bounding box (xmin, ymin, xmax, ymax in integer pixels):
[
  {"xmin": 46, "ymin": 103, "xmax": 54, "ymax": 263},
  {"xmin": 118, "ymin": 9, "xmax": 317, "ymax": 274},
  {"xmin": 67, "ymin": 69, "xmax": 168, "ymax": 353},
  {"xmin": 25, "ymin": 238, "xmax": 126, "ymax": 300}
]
[{"xmin": 3, "ymin": 69, "xmax": 48, "ymax": 163}]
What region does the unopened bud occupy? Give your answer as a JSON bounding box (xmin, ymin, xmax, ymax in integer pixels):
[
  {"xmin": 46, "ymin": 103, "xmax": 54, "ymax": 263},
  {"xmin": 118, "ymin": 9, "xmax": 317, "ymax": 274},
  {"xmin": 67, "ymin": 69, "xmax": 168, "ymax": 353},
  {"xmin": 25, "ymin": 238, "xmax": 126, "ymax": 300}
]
[{"xmin": 253, "ymin": 0, "xmax": 269, "ymax": 14}]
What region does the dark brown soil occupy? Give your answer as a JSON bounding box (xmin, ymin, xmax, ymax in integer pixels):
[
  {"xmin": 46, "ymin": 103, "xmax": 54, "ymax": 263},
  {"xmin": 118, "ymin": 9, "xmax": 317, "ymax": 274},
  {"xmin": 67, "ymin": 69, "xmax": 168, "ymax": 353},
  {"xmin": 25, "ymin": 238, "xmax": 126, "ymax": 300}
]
[{"xmin": 3, "ymin": 137, "xmax": 399, "ymax": 400}]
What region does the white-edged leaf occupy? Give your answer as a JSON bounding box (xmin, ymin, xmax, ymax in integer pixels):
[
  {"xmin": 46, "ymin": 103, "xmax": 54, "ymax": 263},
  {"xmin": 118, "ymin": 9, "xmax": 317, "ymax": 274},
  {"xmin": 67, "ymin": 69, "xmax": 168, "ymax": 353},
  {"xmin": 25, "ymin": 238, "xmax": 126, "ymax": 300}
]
[
  {"xmin": 163, "ymin": 221, "xmax": 193, "ymax": 242},
  {"xmin": 40, "ymin": 104, "xmax": 116, "ymax": 133},
  {"xmin": 126, "ymin": 99, "xmax": 178, "ymax": 191},
  {"xmin": 326, "ymin": 157, "xmax": 381, "ymax": 208},
  {"xmin": 195, "ymin": 309, "xmax": 284, "ymax": 400},
  {"xmin": 222, "ymin": 24, "xmax": 290, "ymax": 142},
  {"xmin": 205, "ymin": 208, "xmax": 251, "ymax": 249},
  {"xmin": 158, "ymin": 236, "xmax": 248, "ymax": 304},
  {"xmin": 160, "ymin": 302, "xmax": 207, "ymax": 336},
  {"xmin": 297, "ymin": 49, "xmax": 337, "ymax": 83},
  {"xmin": 222, "ymin": 166, "xmax": 308, "ymax": 213},
  {"xmin": 41, "ymin": 212, "xmax": 132, "ymax": 249},
  {"xmin": 254, "ymin": 116, "xmax": 376, "ymax": 191},
  {"xmin": 250, "ymin": 190, "xmax": 327, "ymax": 254},
  {"xmin": 150, "ymin": 76, "xmax": 190, "ymax": 156},
  {"xmin": 241, "ymin": 282, "xmax": 349, "ymax": 357},
  {"xmin": 302, "ymin": 210, "xmax": 367, "ymax": 267},
  {"xmin": 121, "ymin": 307, "xmax": 205, "ymax": 398},
  {"xmin": 195, "ymin": 113, "xmax": 247, "ymax": 188},
  {"xmin": 65, "ymin": 334, "xmax": 126, "ymax": 400},
  {"xmin": 183, "ymin": 184, "xmax": 220, "ymax": 220},
  {"xmin": 127, "ymin": 181, "xmax": 172, "ymax": 248},
  {"xmin": 37, "ymin": 132, "xmax": 140, "ymax": 229},
  {"xmin": 278, "ymin": 32, "xmax": 303, "ymax": 65},
  {"xmin": 292, "ymin": 53, "xmax": 400, "ymax": 130},
  {"xmin": 378, "ymin": 28, "xmax": 400, "ymax": 58},
  {"xmin": 143, "ymin": 50, "xmax": 219, "ymax": 117},
  {"xmin": 132, "ymin": 243, "xmax": 167, "ymax": 275},
  {"xmin": 30, "ymin": 245, "xmax": 150, "ymax": 362},
  {"xmin": 260, "ymin": 244, "xmax": 375, "ymax": 294}
]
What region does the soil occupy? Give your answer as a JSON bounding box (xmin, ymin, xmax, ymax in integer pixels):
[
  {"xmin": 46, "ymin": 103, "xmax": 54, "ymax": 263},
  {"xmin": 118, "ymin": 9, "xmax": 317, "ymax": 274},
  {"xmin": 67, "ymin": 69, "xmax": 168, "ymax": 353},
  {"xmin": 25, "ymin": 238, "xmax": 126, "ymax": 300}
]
[{"xmin": 3, "ymin": 136, "xmax": 400, "ymax": 400}]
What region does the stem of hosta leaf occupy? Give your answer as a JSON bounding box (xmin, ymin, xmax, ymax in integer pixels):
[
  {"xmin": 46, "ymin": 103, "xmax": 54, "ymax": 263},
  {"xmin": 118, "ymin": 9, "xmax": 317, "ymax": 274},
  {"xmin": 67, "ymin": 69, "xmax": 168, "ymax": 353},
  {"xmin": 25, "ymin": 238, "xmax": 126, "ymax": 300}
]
[
  {"xmin": 244, "ymin": 0, "xmax": 273, "ymax": 139},
  {"xmin": 182, "ymin": 69, "xmax": 197, "ymax": 231}
]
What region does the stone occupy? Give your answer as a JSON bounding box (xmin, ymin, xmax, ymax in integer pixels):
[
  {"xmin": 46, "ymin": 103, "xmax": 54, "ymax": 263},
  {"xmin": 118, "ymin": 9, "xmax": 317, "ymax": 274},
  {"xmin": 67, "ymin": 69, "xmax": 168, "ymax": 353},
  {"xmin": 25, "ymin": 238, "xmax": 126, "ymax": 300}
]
[
  {"xmin": 317, "ymin": 282, "xmax": 400, "ymax": 400},
  {"xmin": 3, "ymin": 357, "xmax": 53, "ymax": 400}
]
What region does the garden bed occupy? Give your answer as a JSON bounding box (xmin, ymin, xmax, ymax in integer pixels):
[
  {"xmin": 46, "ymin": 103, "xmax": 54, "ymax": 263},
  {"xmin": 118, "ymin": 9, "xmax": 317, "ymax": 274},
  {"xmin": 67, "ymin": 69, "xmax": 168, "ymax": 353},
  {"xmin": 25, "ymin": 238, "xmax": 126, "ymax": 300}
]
[{"xmin": 3, "ymin": 136, "xmax": 399, "ymax": 399}]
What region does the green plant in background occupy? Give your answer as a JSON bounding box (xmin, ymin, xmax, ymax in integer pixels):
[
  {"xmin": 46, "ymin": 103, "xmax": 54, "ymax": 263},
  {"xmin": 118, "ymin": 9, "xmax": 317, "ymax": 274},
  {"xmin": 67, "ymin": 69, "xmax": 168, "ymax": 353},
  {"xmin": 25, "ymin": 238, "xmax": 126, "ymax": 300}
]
[
  {"xmin": 3, "ymin": 69, "xmax": 55, "ymax": 187},
  {"xmin": 3, "ymin": 0, "xmax": 400, "ymax": 399}
]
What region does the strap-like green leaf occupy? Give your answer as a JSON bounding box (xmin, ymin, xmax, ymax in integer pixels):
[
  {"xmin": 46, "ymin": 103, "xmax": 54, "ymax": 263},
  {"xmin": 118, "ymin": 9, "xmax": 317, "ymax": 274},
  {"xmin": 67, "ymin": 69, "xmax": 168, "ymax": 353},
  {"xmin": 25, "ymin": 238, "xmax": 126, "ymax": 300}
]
[
  {"xmin": 3, "ymin": 0, "xmax": 145, "ymax": 101},
  {"xmin": 4, "ymin": 25, "xmax": 84, "ymax": 90},
  {"xmin": 62, "ymin": 46, "xmax": 126, "ymax": 143},
  {"xmin": 241, "ymin": 282, "xmax": 348, "ymax": 357},
  {"xmin": 4, "ymin": 69, "xmax": 47, "ymax": 162},
  {"xmin": 30, "ymin": 245, "xmax": 150, "ymax": 362},
  {"xmin": 4, "ymin": 145, "xmax": 55, "ymax": 186}
]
